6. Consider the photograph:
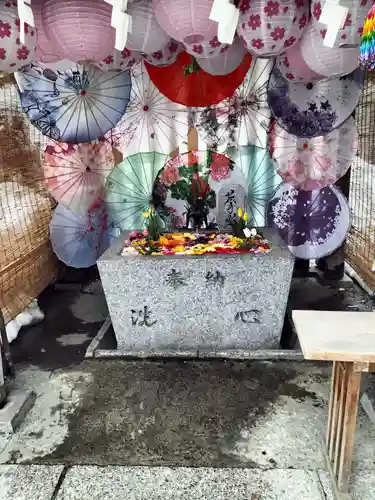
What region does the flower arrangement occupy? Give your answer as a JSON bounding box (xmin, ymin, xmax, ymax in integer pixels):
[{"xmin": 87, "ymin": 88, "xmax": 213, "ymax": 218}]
[{"xmin": 122, "ymin": 231, "xmax": 271, "ymax": 256}]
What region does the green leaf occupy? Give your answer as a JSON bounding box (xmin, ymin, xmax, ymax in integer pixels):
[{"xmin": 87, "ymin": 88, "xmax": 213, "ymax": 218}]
[{"xmin": 170, "ymin": 179, "xmax": 190, "ymax": 200}]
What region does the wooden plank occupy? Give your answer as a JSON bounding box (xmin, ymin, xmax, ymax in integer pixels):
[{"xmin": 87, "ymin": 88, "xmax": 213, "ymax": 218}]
[
  {"xmin": 327, "ymin": 362, "xmax": 339, "ymax": 449},
  {"xmin": 329, "ymin": 362, "xmax": 343, "ymax": 461},
  {"xmin": 337, "ymin": 364, "xmax": 362, "ymax": 492},
  {"xmin": 333, "ymin": 363, "xmax": 349, "ymax": 477},
  {"xmin": 292, "ymin": 310, "xmax": 375, "ymax": 362},
  {"xmin": 322, "ymin": 438, "xmax": 351, "ymax": 500}
]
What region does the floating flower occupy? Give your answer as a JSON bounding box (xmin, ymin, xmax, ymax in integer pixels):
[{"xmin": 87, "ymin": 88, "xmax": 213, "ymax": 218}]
[
  {"xmin": 243, "ymin": 212, "xmax": 249, "ymax": 221},
  {"xmin": 210, "ymin": 155, "xmax": 231, "ymax": 181},
  {"xmin": 237, "ymin": 207, "xmax": 243, "ymax": 217}
]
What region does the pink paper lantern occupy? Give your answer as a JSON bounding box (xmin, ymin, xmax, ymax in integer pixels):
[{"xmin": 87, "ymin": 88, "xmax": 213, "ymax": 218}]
[
  {"xmin": 196, "ymin": 37, "xmax": 246, "ymax": 75},
  {"xmin": 42, "ymin": 0, "xmax": 116, "ymax": 63},
  {"xmin": 311, "ymin": 0, "xmax": 370, "ymax": 46},
  {"xmin": 153, "ymin": 0, "xmax": 219, "ymax": 46},
  {"xmin": 96, "ymin": 48, "xmax": 142, "ymax": 72},
  {"xmin": 237, "ymin": 0, "xmax": 309, "ymax": 57},
  {"xmin": 142, "ymin": 39, "xmax": 183, "ymax": 67},
  {"xmin": 184, "ymin": 35, "xmax": 229, "ymax": 58},
  {"xmin": 126, "ymin": 0, "xmax": 170, "ymax": 54},
  {"xmin": 276, "ymin": 22, "xmax": 359, "ymax": 82},
  {"xmin": 0, "ymin": 1, "xmax": 37, "ymax": 72},
  {"xmin": 31, "ymin": 0, "xmax": 62, "ymax": 63}
]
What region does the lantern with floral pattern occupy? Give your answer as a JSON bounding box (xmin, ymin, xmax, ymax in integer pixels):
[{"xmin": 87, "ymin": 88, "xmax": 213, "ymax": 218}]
[
  {"xmin": 0, "ymin": 0, "xmax": 37, "ymax": 72},
  {"xmin": 237, "ymin": 0, "xmax": 309, "ymax": 57},
  {"xmin": 311, "ymin": 0, "xmax": 370, "ymax": 47},
  {"xmin": 142, "ymin": 39, "xmax": 184, "ymax": 67},
  {"xmin": 276, "ymin": 22, "xmax": 360, "ymax": 82},
  {"xmin": 96, "ymin": 48, "xmax": 142, "ymax": 72},
  {"xmin": 196, "ymin": 37, "xmax": 246, "ymax": 75}
]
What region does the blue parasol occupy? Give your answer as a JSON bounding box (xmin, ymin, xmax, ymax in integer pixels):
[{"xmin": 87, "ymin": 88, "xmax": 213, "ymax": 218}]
[
  {"xmin": 15, "ymin": 62, "xmax": 131, "ymax": 144},
  {"xmin": 50, "ymin": 201, "xmax": 109, "ymax": 268}
]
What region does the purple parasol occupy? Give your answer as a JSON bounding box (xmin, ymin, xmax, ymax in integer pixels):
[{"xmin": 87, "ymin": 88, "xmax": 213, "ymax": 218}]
[
  {"xmin": 267, "ymin": 66, "xmax": 364, "ymax": 138},
  {"xmin": 267, "ymin": 184, "xmax": 350, "ymax": 260}
]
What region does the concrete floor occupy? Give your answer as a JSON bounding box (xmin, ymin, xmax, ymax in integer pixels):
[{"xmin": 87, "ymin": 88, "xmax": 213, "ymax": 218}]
[{"xmin": 2, "ymin": 275, "xmax": 375, "ymax": 499}]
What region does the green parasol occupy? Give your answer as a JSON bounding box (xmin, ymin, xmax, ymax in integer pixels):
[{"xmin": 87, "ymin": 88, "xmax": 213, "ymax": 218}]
[{"xmin": 105, "ymin": 152, "xmax": 168, "ymax": 230}]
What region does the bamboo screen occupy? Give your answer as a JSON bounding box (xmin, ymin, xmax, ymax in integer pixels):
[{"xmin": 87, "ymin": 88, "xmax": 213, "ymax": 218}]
[
  {"xmin": 0, "ymin": 73, "xmax": 57, "ymax": 324},
  {"xmin": 346, "ymin": 70, "xmax": 375, "ymax": 291}
]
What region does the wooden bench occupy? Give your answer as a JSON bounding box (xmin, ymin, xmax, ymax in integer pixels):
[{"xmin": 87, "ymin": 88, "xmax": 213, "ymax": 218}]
[{"xmin": 292, "ymin": 310, "xmax": 375, "ymax": 500}]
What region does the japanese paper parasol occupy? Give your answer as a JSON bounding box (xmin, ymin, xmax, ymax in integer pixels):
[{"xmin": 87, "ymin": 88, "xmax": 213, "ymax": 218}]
[
  {"xmin": 145, "ymin": 51, "xmax": 252, "ymax": 107},
  {"xmin": 105, "ymin": 152, "xmax": 168, "ymax": 230},
  {"xmin": 152, "ymin": 150, "xmax": 231, "ymax": 230},
  {"xmin": 269, "ymin": 117, "xmax": 358, "ymax": 191},
  {"xmin": 43, "ymin": 140, "xmax": 114, "ymax": 213},
  {"xmin": 267, "ymin": 184, "xmax": 350, "ymax": 259},
  {"xmin": 227, "ymin": 145, "xmax": 282, "ymax": 227},
  {"xmin": 193, "ymin": 58, "xmax": 273, "ymax": 152},
  {"xmin": 105, "ymin": 62, "xmax": 189, "ymax": 157},
  {"xmin": 50, "ymin": 200, "xmax": 110, "ymax": 268},
  {"xmin": 14, "ymin": 62, "xmax": 131, "ymax": 143},
  {"xmin": 267, "ymin": 65, "xmax": 364, "ymax": 138}
]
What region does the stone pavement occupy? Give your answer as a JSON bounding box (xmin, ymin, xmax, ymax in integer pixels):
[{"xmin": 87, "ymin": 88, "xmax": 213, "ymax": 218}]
[{"xmin": 0, "ymin": 360, "xmax": 374, "ymax": 499}]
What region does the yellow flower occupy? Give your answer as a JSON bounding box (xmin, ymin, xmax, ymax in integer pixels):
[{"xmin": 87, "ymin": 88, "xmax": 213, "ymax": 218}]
[
  {"xmin": 237, "ymin": 207, "xmax": 243, "ymax": 218},
  {"xmin": 173, "ymin": 246, "xmax": 186, "ymax": 253},
  {"xmin": 243, "ymin": 212, "xmax": 249, "ymax": 221},
  {"xmin": 142, "ymin": 211, "xmax": 150, "ymax": 217}
]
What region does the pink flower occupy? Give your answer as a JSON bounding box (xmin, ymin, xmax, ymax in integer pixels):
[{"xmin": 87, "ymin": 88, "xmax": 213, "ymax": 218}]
[
  {"xmin": 152, "ymin": 50, "xmax": 163, "ymax": 60},
  {"xmin": 283, "ymin": 56, "xmax": 290, "ymax": 67},
  {"xmin": 299, "ymin": 14, "xmax": 307, "ymax": 29},
  {"xmin": 121, "ymin": 48, "xmax": 131, "ymax": 58},
  {"xmin": 15, "ymin": 18, "xmax": 28, "ymax": 33},
  {"xmin": 17, "ymin": 46, "xmax": 29, "ymax": 60},
  {"xmin": 210, "ymin": 155, "xmax": 231, "ymax": 181},
  {"xmin": 284, "ymin": 36, "xmax": 296, "ymax": 48},
  {"xmin": 361, "ymin": 0, "xmax": 368, "ymax": 5},
  {"xmin": 271, "ymin": 26, "xmax": 285, "ymax": 41},
  {"xmin": 313, "ymin": 1, "xmax": 321, "ymax": 21},
  {"xmin": 289, "ymin": 159, "xmax": 306, "ymax": 178},
  {"xmin": 159, "ymin": 164, "xmax": 180, "ymax": 187},
  {"xmin": 239, "ymin": 0, "xmax": 250, "ymax": 13},
  {"xmin": 0, "ymin": 48, "xmax": 6, "ymax": 60},
  {"xmin": 103, "ymin": 55, "xmax": 113, "ymax": 65},
  {"xmin": 192, "ymin": 44, "xmax": 203, "ymax": 54},
  {"xmin": 295, "ymin": 0, "xmax": 304, "ymax": 7},
  {"xmin": 286, "ymin": 72, "xmax": 295, "ymax": 80},
  {"xmin": 220, "ymin": 45, "xmax": 230, "ymax": 53},
  {"xmin": 252, "ymin": 38, "xmax": 264, "ymax": 50},
  {"xmin": 142, "ymin": 229, "xmax": 149, "ymax": 237},
  {"xmin": 168, "ymin": 41, "xmax": 178, "ymax": 53},
  {"xmin": 264, "ymin": 1, "xmax": 280, "ymax": 18},
  {"xmin": 210, "ymin": 36, "xmax": 221, "ymax": 48},
  {"xmin": 343, "ymin": 13, "xmax": 352, "ymax": 28},
  {"xmin": 320, "ymin": 29, "xmax": 327, "ymax": 39},
  {"xmin": 0, "ymin": 21, "xmax": 11, "ymax": 38},
  {"xmin": 248, "ymin": 14, "xmax": 261, "ymax": 30}
]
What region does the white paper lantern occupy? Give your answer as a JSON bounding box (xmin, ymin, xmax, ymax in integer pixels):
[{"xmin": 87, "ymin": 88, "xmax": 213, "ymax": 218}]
[
  {"xmin": 311, "ymin": 0, "xmax": 370, "ymax": 47},
  {"xmin": 153, "ymin": 0, "xmax": 218, "ymax": 46},
  {"xmin": 184, "ymin": 35, "xmax": 229, "ymax": 59},
  {"xmin": 237, "ymin": 0, "xmax": 309, "ymax": 57},
  {"xmin": 196, "ymin": 37, "xmax": 246, "ymax": 75},
  {"xmin": 142, "ymin": 39, "xmax": 183, "ymax": 67},
  {"xmin": 0, "ymin": 1, "xmax": 36, "ymax": 72},
  {"xmin": 276, "ymin": 22, "xmax": 360, "ymax": 82},
  {"xmin": 126, "ymin": 0, "xmax": 170, "ymax": 54},
  {"xmin": 96, "ymin": 48, "xmax": 142, "ymax": 71}
]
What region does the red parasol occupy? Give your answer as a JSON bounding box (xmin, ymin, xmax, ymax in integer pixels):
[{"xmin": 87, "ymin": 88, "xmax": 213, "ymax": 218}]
[{"xmin": 145, "ymin": 51, "xmax": 252, "ymax": 107}]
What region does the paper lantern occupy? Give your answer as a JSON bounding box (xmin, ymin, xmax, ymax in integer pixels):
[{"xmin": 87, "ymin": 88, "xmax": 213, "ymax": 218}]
[
  {"xmin": 96, "ymin": 48, "xmax": 142, "ymax": 71},
  {"xmin": 142, "ymin": 39, "xmax": 183, "ymax": 67},
  {"xmin": 31, "ymin": 0, "xmax": 62, "ymax": 63},
  {"xmin": 126, "ymin": 0, "xmax": 170, "ymax": 54},
  {"xmin": 145, "ymin": 51, "xmax": 252, "ymax": 107},
  {"xmin": 237, "ymin": 0, "xmax": 309, "ymax": 57},
  {"xmin": 311, "ymin": 0, "xmax": 370, "ymax": 47},
  {"xmin": 184, "ymin": 36, "xmax": 229, "ymax": 58},
  {"xmin": 277, "ymin": 23, "xmax": 360, "ymax": 82},
  {"xmin": 153, "ymin": 0, "xmax": 219, "ymax": 46},
  {"xmin": 42, "ymin": 0, "xmax": 116, "ymax": 63},
  {"xmin": 0, "ymin": 1, "xmax": 36, "ymax": 72},
  {"xmin": 196, "ymin": 37, "xmax": 246, "ymax": 75}
]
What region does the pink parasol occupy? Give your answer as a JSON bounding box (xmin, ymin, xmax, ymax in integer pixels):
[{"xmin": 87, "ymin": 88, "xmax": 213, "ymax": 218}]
[
  {"xmin": 43, "ymin": 140, "xmax": 114, "ymax": 214},
  {"xmin": 269, "ymin": 117, "xmax": 358, "ymax": 191}
]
